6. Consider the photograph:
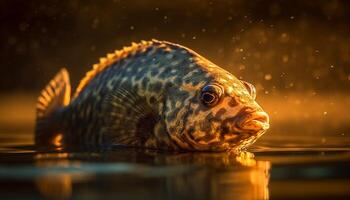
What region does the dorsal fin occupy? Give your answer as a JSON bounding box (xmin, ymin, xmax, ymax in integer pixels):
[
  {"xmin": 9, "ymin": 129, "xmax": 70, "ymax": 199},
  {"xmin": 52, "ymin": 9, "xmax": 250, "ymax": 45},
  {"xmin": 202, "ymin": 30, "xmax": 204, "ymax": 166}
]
[
  {"xmin": 35, "ymin": 68, "xmax": 71, "ymax": 149},
  {"xmin": 36, "ymin": 68, "xmax": 71, "ymax": 119},
  {"xmin": 73, "ymin": 40, "xmax": 158, "ymax": 98}
]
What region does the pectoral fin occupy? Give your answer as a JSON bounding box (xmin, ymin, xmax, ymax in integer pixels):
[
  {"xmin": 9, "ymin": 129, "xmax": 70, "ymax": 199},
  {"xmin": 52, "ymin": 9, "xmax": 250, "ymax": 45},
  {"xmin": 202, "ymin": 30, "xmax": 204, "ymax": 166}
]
[{"xmin": 101, "ymin": 87, "xmax": 159, "ymax": 147}]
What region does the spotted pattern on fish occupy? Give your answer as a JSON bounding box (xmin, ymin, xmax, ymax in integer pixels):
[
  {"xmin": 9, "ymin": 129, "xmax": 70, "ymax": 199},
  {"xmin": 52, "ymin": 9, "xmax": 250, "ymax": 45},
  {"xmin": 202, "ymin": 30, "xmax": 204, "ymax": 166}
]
[{"xmin": 35, "ymin": 39, "xmax": 269, "ymax": 152}]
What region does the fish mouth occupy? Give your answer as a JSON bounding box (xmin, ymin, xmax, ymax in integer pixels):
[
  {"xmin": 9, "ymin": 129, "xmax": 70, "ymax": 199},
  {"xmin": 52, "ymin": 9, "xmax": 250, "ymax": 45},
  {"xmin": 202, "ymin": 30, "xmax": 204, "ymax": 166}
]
[
  {"xmin": 219, "ymin": 112, "xmax": 269, "ymax": 150},
  {"xmin": 178, "ymin": 111, "xmax": 269, "ymax": 151},
  {"xmin": 238, "ymin": 111, "xmax": 270, "ymax": 133}
]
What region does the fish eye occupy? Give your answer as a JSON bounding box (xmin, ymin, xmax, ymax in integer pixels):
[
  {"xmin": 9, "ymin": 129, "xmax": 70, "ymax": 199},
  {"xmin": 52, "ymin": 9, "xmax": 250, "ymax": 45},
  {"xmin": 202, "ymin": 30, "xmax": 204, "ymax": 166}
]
[
  {"xmin": 200, "ymin": 84, "xmax": 223, "ymax": 107},
  {"xmin": 241, "ymin": 81, "xmax": 256, "ymax": 100}
]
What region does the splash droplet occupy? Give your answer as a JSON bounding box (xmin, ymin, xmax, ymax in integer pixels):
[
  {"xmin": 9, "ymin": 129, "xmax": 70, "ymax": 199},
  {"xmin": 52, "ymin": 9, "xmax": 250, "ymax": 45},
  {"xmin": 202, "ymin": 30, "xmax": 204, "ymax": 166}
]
[{"xmin": 264, "ymin": 74, "xmax": 272, "ymax": 80}]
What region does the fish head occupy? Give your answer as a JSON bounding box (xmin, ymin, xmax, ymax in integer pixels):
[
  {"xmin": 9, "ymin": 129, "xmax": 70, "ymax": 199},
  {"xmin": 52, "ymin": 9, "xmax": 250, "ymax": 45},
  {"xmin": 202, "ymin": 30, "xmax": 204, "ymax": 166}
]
[{"xmin": 168, "ymin": 70, "xmax": 269, "ymax": 151}]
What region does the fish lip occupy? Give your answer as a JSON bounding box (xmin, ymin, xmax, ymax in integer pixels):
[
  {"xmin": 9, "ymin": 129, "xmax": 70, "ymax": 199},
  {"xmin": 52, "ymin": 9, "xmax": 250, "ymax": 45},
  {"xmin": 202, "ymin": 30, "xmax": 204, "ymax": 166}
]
[
  {"xmin": 238, "ymin": 111, "xmax": 270, "ymax": 132},
  {"xmin": 245, "ymin": 119, "xmax": 270, "ymax": 130}
]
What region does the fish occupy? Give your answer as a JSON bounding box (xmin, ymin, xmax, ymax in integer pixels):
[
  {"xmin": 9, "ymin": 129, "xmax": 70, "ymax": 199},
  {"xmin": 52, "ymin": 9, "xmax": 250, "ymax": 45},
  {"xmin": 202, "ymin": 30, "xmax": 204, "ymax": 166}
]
[{"xmin": 35, "ymin": 39, "xmax": 269, "ymax": 152}]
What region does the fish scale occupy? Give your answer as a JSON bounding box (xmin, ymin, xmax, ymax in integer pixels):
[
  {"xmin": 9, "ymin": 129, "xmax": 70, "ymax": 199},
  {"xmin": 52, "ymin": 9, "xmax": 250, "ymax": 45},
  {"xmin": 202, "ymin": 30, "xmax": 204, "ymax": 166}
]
[{"xmin": 35, "ymin": 39, "xmax": 269, "ymax": 152}]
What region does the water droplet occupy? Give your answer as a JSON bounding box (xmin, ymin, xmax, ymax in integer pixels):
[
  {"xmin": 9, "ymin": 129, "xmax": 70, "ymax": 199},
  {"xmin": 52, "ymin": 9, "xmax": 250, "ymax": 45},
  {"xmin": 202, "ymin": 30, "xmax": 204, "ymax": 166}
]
[
  {"xmin": 8, "ymin": 36, "xmax": 17, "ymax": 45},
  {"xmin": 238, "ymin": 64, "xmax": 245, "ymax": 70},
  {"xmin": 282, "ymin": 55, "xmax": 289, "ymax": 63},
  {"xmin": 19, "ymin": 22, "xmax": 29, "ymax": 31},
  {"xmin": 264, "ymin": 74, "xmax": 272, "ymax": 81}
]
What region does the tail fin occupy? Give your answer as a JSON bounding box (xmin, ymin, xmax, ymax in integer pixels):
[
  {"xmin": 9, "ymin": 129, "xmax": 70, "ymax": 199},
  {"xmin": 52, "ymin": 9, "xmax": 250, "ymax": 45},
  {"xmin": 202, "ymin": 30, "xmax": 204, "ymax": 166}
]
[{"xmin": 35, "ymin": 68, "xmax": 71, "ymax": 148}]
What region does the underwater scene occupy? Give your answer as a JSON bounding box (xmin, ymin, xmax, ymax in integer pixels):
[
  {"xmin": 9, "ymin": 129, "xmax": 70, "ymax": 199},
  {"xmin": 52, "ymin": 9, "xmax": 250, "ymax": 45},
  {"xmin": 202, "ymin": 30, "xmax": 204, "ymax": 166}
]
[{"xmin": 0, "ymin": 1, "xmax": 349, "ymax": 199}]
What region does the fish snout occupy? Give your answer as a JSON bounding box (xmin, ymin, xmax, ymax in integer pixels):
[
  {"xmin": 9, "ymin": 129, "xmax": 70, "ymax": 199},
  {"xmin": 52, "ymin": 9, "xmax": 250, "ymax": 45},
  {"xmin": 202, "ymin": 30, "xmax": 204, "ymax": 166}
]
[{"xmin": 238, "ymin": 111, "xmax": 269, "ymax": 133}]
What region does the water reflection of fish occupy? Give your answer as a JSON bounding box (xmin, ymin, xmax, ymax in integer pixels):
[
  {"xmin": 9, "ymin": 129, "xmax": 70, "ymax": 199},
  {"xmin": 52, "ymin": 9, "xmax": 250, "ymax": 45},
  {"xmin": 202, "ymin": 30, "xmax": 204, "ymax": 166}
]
[
  {"xmin": 35, "ymin": 40, "xmax": 269, "ymax": 151},
  {"xmin": 31, "ymin": 152, "xmax": 270, "ymax": 200}
]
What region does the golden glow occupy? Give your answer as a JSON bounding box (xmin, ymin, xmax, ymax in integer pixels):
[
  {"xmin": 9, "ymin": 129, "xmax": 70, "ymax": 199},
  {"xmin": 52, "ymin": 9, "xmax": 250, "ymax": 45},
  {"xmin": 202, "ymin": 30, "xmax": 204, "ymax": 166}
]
[
  {"xmin": 61, "ymin": 68, "xmax": 71, "ymax": 106},
  {"xmin": 249, "ymin": 161, "xmax": 271, "ymax": 200},
  {"xmin": 235, "ymin": 151, "xmax": 257, "ymax": 167},
  {"xmin": 52, "ymin": 133, "xmax": 63, "ymax": 150},
  {"xmin": 36, "ymin": 174, "xmax": 72, "ymax": 200},
  {"xmin": 35, "ymin": 152, "xmax": 69, "ymax": 160},
  {"xmin": 163, "ymin": 152, "xmax": 271, "ymax": 199},
  {"xmin": 34, "ymin": 153, "xmax": 83, "ymax": 200}
]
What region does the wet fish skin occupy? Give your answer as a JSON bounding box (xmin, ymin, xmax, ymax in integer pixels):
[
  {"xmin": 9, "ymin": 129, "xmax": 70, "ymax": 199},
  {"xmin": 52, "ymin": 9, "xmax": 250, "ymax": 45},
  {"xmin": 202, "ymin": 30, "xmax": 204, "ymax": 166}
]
[{"xmin": 35, "ymin": 39, "xmax": 269, "ymax": 152}]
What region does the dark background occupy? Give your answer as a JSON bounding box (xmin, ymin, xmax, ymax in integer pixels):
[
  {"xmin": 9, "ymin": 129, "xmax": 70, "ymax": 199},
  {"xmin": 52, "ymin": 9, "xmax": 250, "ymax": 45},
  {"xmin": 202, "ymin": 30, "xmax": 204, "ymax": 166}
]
[
  {"xmin": 0, "ymin": 0, "xmax": 349, "ymax": 93},
  {"xmin": 0, "ymin": 7, "xmax": 350, "ymax": 200}
]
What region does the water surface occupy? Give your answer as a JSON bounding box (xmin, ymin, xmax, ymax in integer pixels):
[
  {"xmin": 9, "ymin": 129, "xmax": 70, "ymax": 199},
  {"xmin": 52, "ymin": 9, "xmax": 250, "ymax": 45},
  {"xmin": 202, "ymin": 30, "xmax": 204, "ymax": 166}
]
[{"xmin": 0, "ymin": 94, "xmax": 350, "ymax": 200}]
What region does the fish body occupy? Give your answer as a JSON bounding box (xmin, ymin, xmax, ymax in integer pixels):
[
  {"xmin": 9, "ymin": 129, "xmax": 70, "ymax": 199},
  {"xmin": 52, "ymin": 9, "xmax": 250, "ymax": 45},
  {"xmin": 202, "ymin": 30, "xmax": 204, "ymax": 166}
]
[{"xmin": 36, "ymin": 40, "xmax": 269, "ymax": 151}]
